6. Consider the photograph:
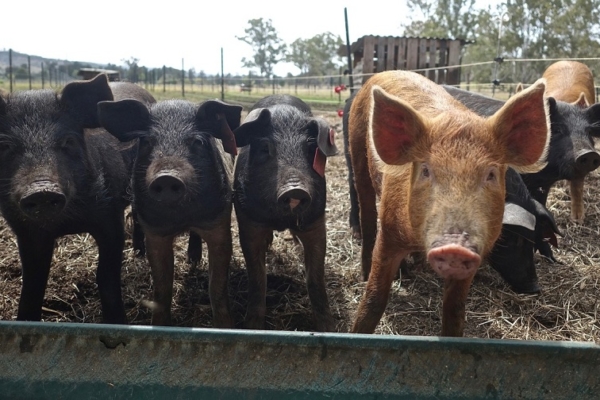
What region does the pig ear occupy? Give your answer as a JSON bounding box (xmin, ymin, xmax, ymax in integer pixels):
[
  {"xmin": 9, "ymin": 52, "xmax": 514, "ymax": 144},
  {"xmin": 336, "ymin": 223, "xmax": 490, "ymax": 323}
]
[
  {"xmin": 309, "ymin": 118, "xmax": 338, "ymax": 156},
  {"xmin": 233, "ymin": 108, "xmax": 272, "ymax": 147},
  {"xmin": 532, "ymin": 199, "xmax": 562, "ymax": 237},
  {"xmin": 487, "ymin": 78, "xmax": 550, "ymax": 174},
  {"xmin": 515, "ymin": 82, "xmax": 524, "ymax": 93},
  {"xmin": 0, "ymin": 95, "xmax": 6, "ymax": 116},
  {"xmin": 60, "ymin": 73, "xmax": 114, "ymax": 128},
  {"xmin": 197, "ymin": 99, "xmax": 243, "ymax": 130},
  {"xmin": 196, "ymin": 100, "xmax": 243, "ymax": 155},
  {"xmin": 369, "ymin": 85, "xmax": 429, "ymax": 166},
  {"xmin": 97, "ymin": 99, "xmax": 151, "ymax": 142},
  {"xmin": 572, "ymin": 92, "xmax": 590, "ymax": 108},
  {"xmin": 584, "ymin": 103, "xmax": 600, "ymax": 137}
]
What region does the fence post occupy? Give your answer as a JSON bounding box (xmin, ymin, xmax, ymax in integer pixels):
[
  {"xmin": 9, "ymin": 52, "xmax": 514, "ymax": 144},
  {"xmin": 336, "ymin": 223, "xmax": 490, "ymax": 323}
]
[
  {"xmin": 41, "ymin": 62, "xmax": 45, "ymax": 89},
  {"xmin": 181, "ymin": 58, "xmax": 185, "ymax": 98},
  {"xmin": 28, "ymin": 56, "xmax": 32, "ymax": 90},
  {"xmin": 163, "ymin": 65, "xmax": 166, "ymax": 93},
  {"xmin": 9, "ymin": 49, "xmax": 13, "ymax": 93},
  {"xmin": 221, "ymin": 48, "xmax": 225, "ymax": 102}
]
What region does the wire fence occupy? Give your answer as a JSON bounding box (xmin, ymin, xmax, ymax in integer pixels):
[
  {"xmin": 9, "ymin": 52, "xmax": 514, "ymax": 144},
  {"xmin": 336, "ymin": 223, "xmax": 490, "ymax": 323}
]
[{"xmin": 2, "ymin": 49, "xmax": 599, "ymax": 109}]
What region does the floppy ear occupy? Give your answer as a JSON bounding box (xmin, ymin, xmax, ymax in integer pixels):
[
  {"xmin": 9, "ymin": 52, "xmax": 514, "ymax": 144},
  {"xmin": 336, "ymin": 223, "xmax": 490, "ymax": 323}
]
[
  {"xmin": 233, "ymin": 108, "xmax": 272, "ymax": 147},
  {"xmin": 97, "ymin": 99, "xmax": 151, "ymax": 142},
  {"xmin": 0, "ymin": 95, "xmax": 6, "ymax": 116},
  {"xmin": 532, "ymin": 199, "xmax": 562, "ymax": 249},
  {"xmin": 309, "ymin": 118, "xmax": 338, "ymax": 156},
  {"xmin": 197, "ymin": 100, "xmax": 243, "ymax": 155},
  {"xmin": 572, "ymin": 92, "xmax": 590, "ymax": 108},
  {"xmin": 60, "ymin": 73, "xmax": 114, "ymax": 128},
  {"xmin": 369, "ymin": 85, "xmax": 430, "ymax": 166},
  {"xmin": 487, "ymin": 78, "xmax": 550, "ymax": 174},
  {"xmin": 584, "ymin": 103, "xmax": 600, "ymax": 137}
]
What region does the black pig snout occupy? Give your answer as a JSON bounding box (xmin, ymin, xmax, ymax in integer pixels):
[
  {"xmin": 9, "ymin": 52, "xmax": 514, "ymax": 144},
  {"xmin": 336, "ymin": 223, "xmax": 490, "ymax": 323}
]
[
  {"xmin": 575, "ymin": 149, "xmax": 600, "ymax": 173},
  {"xmin": 19, "ymin": 181, "xmax": 66, "ymax": 220},
  {"xmin": 278, "ymin": 183, "xmax": 312, "ymax": 212},
  {"xmin": 148, "ymin": 171, "xmax": 187, "ymax": 202}
]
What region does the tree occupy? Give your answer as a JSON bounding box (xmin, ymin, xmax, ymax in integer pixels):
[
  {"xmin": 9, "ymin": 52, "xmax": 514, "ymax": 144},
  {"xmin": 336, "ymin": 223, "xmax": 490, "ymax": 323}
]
[
  {"xmin": 286, "ymin": 38, "xmax": 311, "ymax": 75},
  {"xmin": 122, "ymin": 57, "xmax": 140, "ymax": 82},
  {"xmin": 237, "ymin": 18, "xmax": 287, "ymax": 77},
  {"xmin": 402, "ymin": 0, "xmax": 479, "ymax": 40},
  {"xmin": 188, "ymin": 68, "xmax": 196, "ymax": 86},
  {"xmin": 287, "ymin": 33, "xmax": 344, "ymax": 76}
]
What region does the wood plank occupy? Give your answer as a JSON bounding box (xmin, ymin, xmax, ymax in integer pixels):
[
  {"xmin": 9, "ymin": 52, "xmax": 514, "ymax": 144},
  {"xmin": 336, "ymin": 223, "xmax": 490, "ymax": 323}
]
[
  {"xmin": 406, "ymin": 38, "xmax": 419, "ymax": 71},
  {"xmin": 385, "ymin": 37, "xmax": 396, "ymax": 71},
  {"xmin": 396, "ymin": 37, "xmax": 406, "ymax": 70},
  {"xmin": 418, "ymin": 38, "xmax": 429, "ymax": 77},
  {"xmin": 362, "ymin": 36, "xmax": 375, "ymax": 80},
  {"xmin": 437, "ymin": 39, "xmax": 448, "ymax": 83},
  {"xmin": 428, "ymin": 40, "xmax": 437, "ymax": 81},
  {"xmin": 446, "ymin": 40, "xmax": 462, "ymax": 85},
  {"xmin": 376, "ymin": 36, "xmax": 386, "ymax": 72}
]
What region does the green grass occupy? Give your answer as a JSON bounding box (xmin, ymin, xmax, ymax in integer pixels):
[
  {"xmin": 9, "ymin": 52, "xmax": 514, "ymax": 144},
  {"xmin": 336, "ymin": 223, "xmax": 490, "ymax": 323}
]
[{"xmin": 0, "ymin": 80, "xmax": 349, "ymax": 112}]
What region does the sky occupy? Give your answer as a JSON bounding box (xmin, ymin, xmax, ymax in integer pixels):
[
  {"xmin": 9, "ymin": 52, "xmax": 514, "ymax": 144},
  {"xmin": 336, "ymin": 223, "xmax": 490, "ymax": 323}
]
[{"xmin": 3, "ymin": 0, "xmax": 415, "ymax": 77}]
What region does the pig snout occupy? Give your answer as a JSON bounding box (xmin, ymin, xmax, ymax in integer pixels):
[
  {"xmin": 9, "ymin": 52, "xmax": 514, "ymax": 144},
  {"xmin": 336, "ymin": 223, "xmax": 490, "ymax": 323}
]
[
  {"xmin": 19, "ymin": 181, "xmax": 66, "ymax": 220},
  {"xmin": 575, "ymin": 149, "xmax": 600, "ymax": 174},
  {"xmin": 428, "ymin": 232, "xmax": 481, "ymax": 280},
  {"xmin": 278, "ymin": 184, "xmax": 312, "ymax": 213},
  {"xmin": 148, "ymin": 171, "xmax": 186, "ymax": 203}
]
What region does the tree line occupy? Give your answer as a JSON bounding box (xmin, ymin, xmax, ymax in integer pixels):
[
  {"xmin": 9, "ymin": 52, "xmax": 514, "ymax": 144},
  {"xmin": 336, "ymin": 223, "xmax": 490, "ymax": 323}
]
[{"xmin": 3, "ymin": 2, "xmax": 600, "ymax": 88}]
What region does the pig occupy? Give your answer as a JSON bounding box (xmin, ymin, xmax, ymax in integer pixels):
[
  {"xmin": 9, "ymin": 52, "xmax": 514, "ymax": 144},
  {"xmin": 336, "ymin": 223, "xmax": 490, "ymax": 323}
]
[
  {"xmin": 232, "ymin": 94, "xmax": 338, "ymax": 332},
  {"xmin": 98, "ymin": 97, "xmax": 241, "ymax": 328},
  {"xmin": 443, "ymin": 84, "xmax": 600, "ymax": 227},
  {"xmin": 488, "ymin": 168, "xmax": 561, "ymax": 294},
  {"xmin": 0, "ymin": 74, "xmax": 134, "ymax": 324},
  {"xmin": 348, "ymin": 70, "xmax": 550, "ymax": 337},
  {"xmin": 343, "ymin": 90, "xmax": 560, "ymax": 290},
  {"xmin": 542, "ymin": 61, "xmax": 598, "ymax": 222}
]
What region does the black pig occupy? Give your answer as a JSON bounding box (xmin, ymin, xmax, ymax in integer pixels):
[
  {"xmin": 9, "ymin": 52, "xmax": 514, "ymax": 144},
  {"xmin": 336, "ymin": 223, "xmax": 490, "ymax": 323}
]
[
  {"xmin": 98, "ymin": 98, "xmax": 241, "ymax": 327},
  {"xmin": 0, "ymin": 74, "xmax": 132, "ymax": 323},
  {"xmin": 489, "ymin": 168, "xmax": 561, "ymax": 293},
  {"xmin": 233, "ymin": 94, "xmax": 338, "ymax": 332}
]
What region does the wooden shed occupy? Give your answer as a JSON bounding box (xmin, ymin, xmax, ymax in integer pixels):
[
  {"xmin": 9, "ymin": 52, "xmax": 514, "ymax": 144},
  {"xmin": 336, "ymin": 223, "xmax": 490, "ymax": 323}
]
[
  {"xmin": 346, "ymin": 35, "xmax": 469, "ymax": 86},
  {"xmin": 77, "ymin": 68, "xmax": 120, "ymax": 82}
]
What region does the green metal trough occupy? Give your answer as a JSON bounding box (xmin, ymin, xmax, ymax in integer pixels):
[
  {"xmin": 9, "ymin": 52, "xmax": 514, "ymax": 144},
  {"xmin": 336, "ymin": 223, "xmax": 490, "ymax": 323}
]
[{"xmin": 0, "ymin": 321, "xmax": 598, "ymax": 399}]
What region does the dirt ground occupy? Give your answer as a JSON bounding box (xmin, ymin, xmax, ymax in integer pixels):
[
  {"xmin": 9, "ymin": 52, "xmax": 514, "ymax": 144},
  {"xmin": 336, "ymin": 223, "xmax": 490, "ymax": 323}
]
[{"xmin": 0, "ymin": 110, "xmax": 599, "ymax": 343}]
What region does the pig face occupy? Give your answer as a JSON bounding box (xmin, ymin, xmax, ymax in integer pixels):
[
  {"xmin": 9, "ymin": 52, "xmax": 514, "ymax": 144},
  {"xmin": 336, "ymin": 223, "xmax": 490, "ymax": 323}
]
[
  {"xmin": 233, "ymin": 104, "xmax": 337, "ymax": 231},
  {"xmin": 0, "ymin": 75, "xmax": 113, "ymax": 226},
  {"xmin": 98, "ymin": 99, "xmax": 241, "ymax": 232}
]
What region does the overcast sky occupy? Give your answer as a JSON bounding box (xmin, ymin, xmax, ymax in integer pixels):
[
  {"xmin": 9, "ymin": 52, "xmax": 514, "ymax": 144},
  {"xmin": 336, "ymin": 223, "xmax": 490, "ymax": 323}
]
[{"xmin": 3, "ymin": 0, "xmax": 420, "ymax": 76}]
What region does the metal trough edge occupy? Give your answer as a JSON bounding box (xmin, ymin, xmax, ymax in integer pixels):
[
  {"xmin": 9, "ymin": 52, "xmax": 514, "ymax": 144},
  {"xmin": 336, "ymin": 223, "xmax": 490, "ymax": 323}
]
[{"xmin": 0, "ymin": 321, "xmax": 598, "ymax": 399}]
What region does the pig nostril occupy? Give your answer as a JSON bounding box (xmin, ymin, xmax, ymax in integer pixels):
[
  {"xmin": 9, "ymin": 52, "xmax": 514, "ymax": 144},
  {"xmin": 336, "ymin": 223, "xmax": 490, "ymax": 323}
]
[{"xmin": 149, "ymin": 175, "xmax": 186, "ymax": 202}]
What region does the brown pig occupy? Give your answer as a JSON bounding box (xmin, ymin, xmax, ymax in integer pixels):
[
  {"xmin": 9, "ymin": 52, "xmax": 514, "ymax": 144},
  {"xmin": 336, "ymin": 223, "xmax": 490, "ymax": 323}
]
[
  {"xmin": 542, "ymin": 60, "xmax": 597, "ymax": 222},
  {"xmin": 348, "ymin": 70, "xmax": 550, "ymax": 337}
]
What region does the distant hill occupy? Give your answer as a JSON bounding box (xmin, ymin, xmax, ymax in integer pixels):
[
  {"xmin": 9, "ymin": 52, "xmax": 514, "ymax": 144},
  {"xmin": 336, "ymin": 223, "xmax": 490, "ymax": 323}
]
[{"xmin": 0, "ymin": 49, "xmax": 105, "ymax": 74}]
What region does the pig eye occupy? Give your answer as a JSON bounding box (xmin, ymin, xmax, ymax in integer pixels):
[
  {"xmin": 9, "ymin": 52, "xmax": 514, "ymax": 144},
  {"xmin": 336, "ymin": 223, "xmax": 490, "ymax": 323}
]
[
  {"xmin": 0, "ymin": 140, "xmax": 15, "ymax": 155},
  {"xmin": 420, "ymin": 163, "xmax": 430, "ymax": 178},
  {"xmin": 485, "ymin": 167, "xmax": 499, "ymax": 183},
  {"xmin": 59, "ymin": 135, "xmax": 79, "ymax": 153}
]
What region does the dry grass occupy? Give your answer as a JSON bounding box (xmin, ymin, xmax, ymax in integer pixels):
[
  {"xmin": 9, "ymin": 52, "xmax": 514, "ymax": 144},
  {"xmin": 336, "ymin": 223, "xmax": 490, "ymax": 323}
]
[{"xmin": 1, "ymin": 110, "xmax": 599, "ymax": 343}]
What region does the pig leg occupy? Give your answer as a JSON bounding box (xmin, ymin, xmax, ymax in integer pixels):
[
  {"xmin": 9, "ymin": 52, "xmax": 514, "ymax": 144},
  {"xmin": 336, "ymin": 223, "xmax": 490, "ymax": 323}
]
[
  {"xmin": 92, "ymin": 218, "xmax": 128, "ymax": 324},
  {"xmin": 16, "ymin": 233, "xmax": 55, "ymax": 321},
  {"xmin": 344, "ymin": 130, "xmax": 361, "ymax": 240},
  {"xmin": 145, "ymin": 231, "xmax": 176, "ymax": 326},
  {"xmin": 194, "ymin": 217, "xmax": 234, "ymax": 329},
  {"xmin": 186, "ymin": 231, "xmax": 202, "ymax": 267},
  {"xmin": 355, "ymin": 171, "xmax": 378, "ymax": 281},
  {"xmin": 131, "ymin": 205, "xmax": 146, "ymax": 258},
  {"xmin": 351, "ymin": 231, "xmax": 407, "ymax": 333},
  {"xmin": 292, "ymin": 216, "xmax": 335, "ymax": 332},
  {"xmin": 569, "ymin": 177, "xmax": 585, "ymax": 223},
  {"xmin": 441, "ymin": 277, "xmax": 474, "ymax": 337},
  {"xmin": 237, "ymin": 211, "xmax": 272, "ymax": 329}
]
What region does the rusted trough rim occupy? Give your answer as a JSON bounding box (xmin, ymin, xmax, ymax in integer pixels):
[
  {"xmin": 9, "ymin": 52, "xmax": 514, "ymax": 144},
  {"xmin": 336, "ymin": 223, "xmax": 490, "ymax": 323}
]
[{"xmin": 1, "ymin": 321, "xmax": 599, "ymax": 399}]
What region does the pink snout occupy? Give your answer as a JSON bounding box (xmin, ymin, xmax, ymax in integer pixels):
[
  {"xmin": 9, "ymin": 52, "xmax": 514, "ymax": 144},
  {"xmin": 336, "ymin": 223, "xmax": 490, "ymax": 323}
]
[{"xmin": 427, "ymin": 244, "xmax": 481, "ymax": 280}]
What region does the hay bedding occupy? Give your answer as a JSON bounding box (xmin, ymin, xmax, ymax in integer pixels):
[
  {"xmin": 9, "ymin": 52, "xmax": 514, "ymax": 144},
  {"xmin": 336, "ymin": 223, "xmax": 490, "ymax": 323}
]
[{"xmin": 0, "ymin": 110, "xmax": 599, "ymax": 343}]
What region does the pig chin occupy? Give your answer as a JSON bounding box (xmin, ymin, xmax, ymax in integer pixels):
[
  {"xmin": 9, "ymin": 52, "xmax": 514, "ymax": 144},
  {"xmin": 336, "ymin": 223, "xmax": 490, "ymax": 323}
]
[{"xmin": 427, "ymin": 237, "xmax": 482, "ymax": 280}]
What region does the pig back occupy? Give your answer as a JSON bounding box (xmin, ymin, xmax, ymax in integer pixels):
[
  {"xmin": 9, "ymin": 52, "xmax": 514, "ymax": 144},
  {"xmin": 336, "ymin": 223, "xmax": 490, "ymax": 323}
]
[{"xmin": 543, "ymin": 61, "xmax": 596, "ymax": 105}]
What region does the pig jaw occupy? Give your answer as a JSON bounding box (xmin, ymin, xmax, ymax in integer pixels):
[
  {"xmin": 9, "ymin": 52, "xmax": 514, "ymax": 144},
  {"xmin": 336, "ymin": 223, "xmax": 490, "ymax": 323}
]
[{"xmin": 427, "ymin": 234, "xmax": 482, "ymax": 280}]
